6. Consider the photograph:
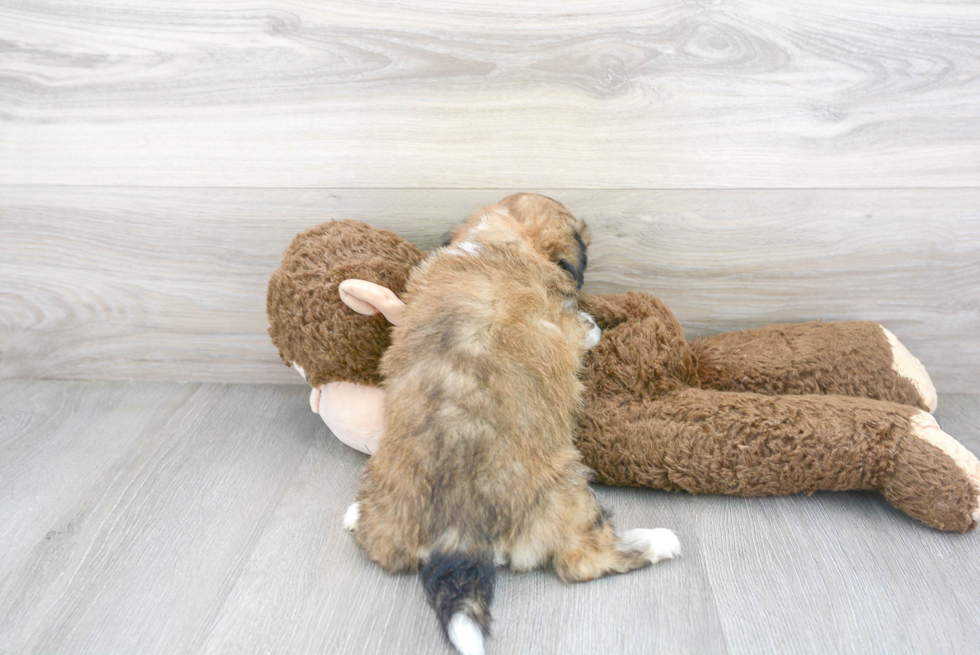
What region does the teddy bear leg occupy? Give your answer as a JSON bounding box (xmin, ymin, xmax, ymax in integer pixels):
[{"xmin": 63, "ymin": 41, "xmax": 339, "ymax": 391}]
[
  {"xmin": 579, "ymin": 389, "xmax": 978, "ymax": 531},
  {"xmin": 693, "ymin": 321, "xmax": 936, "ymax": 411},
  {"xmin": 880, "ymin": 411, "xmax": 980, "ymax": 532},
  {"xmin": 582, "ymin": 390, "xmax": 895, "ymax": 495}
]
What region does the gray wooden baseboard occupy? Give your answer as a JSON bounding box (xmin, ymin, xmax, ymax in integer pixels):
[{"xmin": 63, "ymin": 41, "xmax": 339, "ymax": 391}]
[{"xmin": 2, "ymin": 187, "xmax": 978, "ymax": 392}]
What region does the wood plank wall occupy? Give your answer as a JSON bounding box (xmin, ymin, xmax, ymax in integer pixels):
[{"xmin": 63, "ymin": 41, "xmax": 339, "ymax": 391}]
[{"xmin": 2, "ymin": 1, "xmax": 978, "ymax": 391}]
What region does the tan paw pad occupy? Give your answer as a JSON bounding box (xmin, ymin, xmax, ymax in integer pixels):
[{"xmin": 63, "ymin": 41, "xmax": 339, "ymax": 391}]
[
  {"xmin": 911, "ymin": 411, "xmax": 980, "ymax": 523},
  {"xmin": 881, "ymin": 326, "xmax": 938, "ymax": 412}
]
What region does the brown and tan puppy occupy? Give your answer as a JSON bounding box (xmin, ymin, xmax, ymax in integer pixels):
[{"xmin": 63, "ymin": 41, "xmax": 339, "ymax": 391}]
[{"xmin": 343, "ymin": 194, "xmax": 680, "ymax": 655}]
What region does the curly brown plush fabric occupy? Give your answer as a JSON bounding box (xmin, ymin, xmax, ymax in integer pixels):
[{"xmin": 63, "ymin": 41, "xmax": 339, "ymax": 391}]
[
  {"xmin": 267, "ymin": 219, "xmax": 980, "ymax": 533},
  {"xmin": 693, "ymin": 320, "xmax": 925, "ymax": 407},
  {"xmin": 267, "ymin": 221, "xmax": 424, "ymax": 387},
  {"xmin": 577, "ymin": 291, "xmax": 978, "ymax": 532}
]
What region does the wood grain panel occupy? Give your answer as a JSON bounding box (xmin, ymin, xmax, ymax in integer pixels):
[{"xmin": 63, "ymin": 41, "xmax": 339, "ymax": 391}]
[
  {"xmin": 2, "ymin": 381, "xmax": 978, "ymax": 653},
  {"xmin": 2, "ymin": 187, "xmax": 977, "ymax": 391},
  {"xmin": 0, "ymin": 382, "xmax": 312, "ymax": 655},
  {"xmin": 0, "ymin": 381, "xmax": 199, "ymax": 578},
  {"xmin": 695, "ymin": 491, "xmax": 980, "ymax": 653},
  {"xmin": 2, "ymin": 0, "xmax": 978, "ymax": 188}
]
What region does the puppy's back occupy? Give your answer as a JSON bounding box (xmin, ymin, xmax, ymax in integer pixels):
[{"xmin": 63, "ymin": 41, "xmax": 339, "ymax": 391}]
[
  {"xmin": 376, "ymin": 231, "xmax": 586, "ymax": 542},
  {"xmin": 352, "ymin": 200, "xmax": 595, "ymax": 655}
]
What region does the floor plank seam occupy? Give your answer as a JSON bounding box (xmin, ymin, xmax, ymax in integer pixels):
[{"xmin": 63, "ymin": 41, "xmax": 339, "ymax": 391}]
[{"xmin": 190, "ymin": 426, "xmax": 320, "ymax": 652}]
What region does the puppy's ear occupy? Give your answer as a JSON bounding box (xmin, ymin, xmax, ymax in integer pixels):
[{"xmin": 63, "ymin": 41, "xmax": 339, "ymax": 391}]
[
  {"xmin": 440, "ymin": 227, "xmax": 459, "ymax": 247},
  {"xmin": 556, "ymin": 224, "xmax": 589, "ymax": 290},
  {"xmin": 557, "ymin": 257, "xmax": 584, "ymax": 289}
]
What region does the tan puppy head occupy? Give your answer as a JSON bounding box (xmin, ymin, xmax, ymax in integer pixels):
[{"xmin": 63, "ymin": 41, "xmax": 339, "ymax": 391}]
[{"xmin": 445, "ymin": 193, "xmax": 590, "ymax": 290}]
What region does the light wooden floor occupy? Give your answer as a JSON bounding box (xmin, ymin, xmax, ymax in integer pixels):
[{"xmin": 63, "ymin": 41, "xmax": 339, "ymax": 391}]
[{"xmin": 2, "ymin": 379, "xmax": 979, "ymax": 655}]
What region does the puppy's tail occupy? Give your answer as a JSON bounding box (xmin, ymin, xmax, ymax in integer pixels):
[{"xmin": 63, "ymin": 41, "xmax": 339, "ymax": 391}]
[{"xmin": 422, "ymin": 550, "xmax": 495, "ymax": 655}]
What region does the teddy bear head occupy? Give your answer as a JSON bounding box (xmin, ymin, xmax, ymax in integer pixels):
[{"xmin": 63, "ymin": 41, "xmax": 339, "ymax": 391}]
[{"xmin": 266, "ymin": 220, "xmax": 424, "ymax": 388}]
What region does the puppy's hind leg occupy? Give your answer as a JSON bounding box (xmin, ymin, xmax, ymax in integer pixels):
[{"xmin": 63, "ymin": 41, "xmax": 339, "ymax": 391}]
[
  {"xmin": 343, "ymin": 498, "xmax": 422, "ymax": 573},
  {"xmin": 551, "ymin": 488, "xmax": 679, "ymax": 583}
]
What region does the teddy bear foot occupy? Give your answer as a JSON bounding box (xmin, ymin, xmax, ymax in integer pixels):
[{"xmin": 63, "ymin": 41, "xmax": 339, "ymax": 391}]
[
  {"xmin": 881, "ymin": 411, "xmax": 980, "ymax": 532},
  {"xmin": 881, "ymin": 327, "xmax": 938, "ymax": 412}
]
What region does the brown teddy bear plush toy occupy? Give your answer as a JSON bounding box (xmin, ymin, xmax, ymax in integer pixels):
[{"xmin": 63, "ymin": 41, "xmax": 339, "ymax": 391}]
[{"xmin": 267, "ymin": 207, "xmax": 980, "ymax": 533}]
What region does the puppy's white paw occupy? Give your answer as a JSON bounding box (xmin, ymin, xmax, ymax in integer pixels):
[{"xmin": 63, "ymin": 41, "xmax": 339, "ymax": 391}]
[
  {"xmin": 343, "ymin": 502, "xmax": 361, "ymax": 532},
  {"xmin": 579, "ymin": 311, "xmax": 602, "ymax": 350},
  {"xmin": 619, "ymin": 528, "xmax": 681, "ymax": 564}
]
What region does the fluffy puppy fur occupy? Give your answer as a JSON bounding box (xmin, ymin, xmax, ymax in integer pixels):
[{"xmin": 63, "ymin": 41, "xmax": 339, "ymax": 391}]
[{"xmin": 345, "ymin": 193, "xmax": 679, "ymax": 655}]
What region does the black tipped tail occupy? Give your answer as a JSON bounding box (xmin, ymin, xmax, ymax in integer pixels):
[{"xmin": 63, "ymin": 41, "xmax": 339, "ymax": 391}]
[{"xmin": 422, "ymin": 551, "xmax": 495, "ymax": 655}]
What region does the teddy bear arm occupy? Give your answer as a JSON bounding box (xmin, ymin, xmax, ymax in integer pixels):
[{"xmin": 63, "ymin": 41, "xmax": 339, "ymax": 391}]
[
  {"xmin": 579, "ymin": 292, "xmax": 680, "ymax": 331},
  {"xmin": 578, "ymin": 388, "xmax": 979, "ymax": 531},
  {"xmin": 692, "ymin": 321, "xmax": 937, "ymax": 412}
]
